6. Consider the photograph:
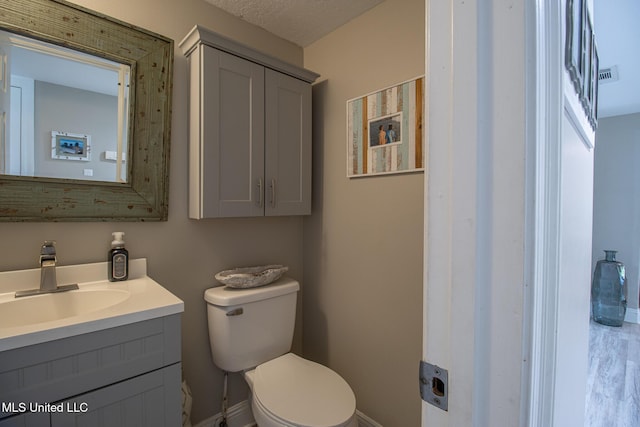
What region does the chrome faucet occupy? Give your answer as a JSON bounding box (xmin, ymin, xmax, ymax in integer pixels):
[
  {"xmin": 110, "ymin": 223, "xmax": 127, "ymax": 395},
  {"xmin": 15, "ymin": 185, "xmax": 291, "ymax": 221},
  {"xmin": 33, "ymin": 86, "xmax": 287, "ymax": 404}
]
[
  {"xmin": 14, "ymin": 241, "xmax": 78, "ymax": 298},
  {"xmin": 39, "ymin": 240, "xmax": 58, "ymax": 292}
]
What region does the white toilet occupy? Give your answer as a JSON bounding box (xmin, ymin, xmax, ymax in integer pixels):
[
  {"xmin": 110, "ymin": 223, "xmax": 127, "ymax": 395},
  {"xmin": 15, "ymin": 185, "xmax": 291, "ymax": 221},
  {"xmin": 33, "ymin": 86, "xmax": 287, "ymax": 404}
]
[{"xmin": 204, "ymin": 277, "xmax": 358, "ymax": 427}]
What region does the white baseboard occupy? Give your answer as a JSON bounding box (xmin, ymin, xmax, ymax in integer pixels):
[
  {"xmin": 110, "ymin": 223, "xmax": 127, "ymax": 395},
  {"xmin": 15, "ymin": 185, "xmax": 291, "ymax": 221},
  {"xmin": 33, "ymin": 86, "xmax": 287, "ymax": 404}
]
[
  {"xmin": 193, "ymin": 400, "xmax": 255, "ymax": 427},
  {"xmin": 193, "ymin": 400, "xmax": 383, "ymax": 427},
  {"xmin": 625, "ymin": 307, "xmax": 640, "ymax": 324},
  {"xmin": 356, "ymin": 409, "xmax": 384, "ymax": 427}
]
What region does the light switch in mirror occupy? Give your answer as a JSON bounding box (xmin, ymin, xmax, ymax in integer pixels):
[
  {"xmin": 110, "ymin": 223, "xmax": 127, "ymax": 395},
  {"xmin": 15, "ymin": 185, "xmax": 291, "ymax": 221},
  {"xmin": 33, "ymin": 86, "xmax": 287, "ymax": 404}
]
[{"xmin": 0, "ymin": 29, "xmax": 131, "ymax": 183}]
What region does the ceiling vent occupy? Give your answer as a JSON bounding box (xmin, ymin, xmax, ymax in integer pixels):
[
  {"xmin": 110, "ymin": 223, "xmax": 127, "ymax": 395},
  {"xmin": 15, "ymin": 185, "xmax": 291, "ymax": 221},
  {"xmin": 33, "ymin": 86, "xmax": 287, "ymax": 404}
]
[{"xmin": 598, "ymin": 66, "xmax": 619, "ymax": 84}]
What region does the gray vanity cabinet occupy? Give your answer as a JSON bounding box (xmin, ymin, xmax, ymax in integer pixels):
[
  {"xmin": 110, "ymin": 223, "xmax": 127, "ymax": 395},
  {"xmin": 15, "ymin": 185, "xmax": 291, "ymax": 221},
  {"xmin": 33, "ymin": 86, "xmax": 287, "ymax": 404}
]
[
  {"xmin": 0, "ymin": 315, "xmax": 181, "ymax": 427},
  {"xmin": 182, "ymin": 26, "xmax": 319, "ymax": 219}
]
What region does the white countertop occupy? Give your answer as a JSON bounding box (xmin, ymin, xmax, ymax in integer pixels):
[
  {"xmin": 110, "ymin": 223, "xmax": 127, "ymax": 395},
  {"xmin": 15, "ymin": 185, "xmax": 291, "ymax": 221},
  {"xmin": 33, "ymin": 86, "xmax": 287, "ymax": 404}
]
[{"xmin": 0, "ymin": 259, "xmax": 184, "ymax": 351}]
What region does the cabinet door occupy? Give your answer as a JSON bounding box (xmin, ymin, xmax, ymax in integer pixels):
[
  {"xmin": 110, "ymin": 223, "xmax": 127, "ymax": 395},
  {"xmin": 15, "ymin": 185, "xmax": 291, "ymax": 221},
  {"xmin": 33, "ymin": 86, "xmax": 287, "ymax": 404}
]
[
  {"xmin": 193, "ymin": 46, "xmax": 265, "ymax": 218},
  {"xmin": 264, "ymin": 69, "xmax": 312, "ymax": 216},
  {"xmin": 50, "ymin": 364, "xmax": 180, "ymax": 427}
]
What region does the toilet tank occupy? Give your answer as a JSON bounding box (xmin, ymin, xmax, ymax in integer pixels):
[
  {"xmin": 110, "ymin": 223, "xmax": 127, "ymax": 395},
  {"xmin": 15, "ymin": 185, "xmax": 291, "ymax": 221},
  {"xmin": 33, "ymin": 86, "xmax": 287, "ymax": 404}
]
[{"xmin": 204, "ymin": 277, "xmax": 299, "ymax": 372}]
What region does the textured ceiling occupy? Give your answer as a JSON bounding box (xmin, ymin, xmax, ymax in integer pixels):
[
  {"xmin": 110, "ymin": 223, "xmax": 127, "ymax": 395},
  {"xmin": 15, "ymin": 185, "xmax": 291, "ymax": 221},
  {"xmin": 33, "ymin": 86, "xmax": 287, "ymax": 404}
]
[{"xmin": 203, "ymin": 0, "xmax": 384, "ymax": 47}]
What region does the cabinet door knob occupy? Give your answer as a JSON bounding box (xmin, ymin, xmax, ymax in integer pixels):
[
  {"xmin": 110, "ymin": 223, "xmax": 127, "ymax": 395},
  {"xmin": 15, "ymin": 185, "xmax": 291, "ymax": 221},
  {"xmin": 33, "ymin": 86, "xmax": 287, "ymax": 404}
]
[{"xmin": 257, "ymin": 179, "xmax": 264, "ymax": 208}]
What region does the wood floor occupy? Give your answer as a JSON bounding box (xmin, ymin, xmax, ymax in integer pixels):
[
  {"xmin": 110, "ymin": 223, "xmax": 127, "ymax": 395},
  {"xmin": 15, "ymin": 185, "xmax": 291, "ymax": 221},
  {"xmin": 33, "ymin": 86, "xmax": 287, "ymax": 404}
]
[{"xmin": 585, "ymin": 319, "xmax": 640, "ymax": 427}]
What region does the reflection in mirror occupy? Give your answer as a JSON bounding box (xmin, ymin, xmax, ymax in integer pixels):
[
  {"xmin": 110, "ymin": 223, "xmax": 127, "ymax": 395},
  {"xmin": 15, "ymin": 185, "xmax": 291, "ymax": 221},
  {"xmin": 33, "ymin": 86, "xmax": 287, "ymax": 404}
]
[{"xmin": 0, "ymin": 29, "xmax": 130, "ymax": 183}]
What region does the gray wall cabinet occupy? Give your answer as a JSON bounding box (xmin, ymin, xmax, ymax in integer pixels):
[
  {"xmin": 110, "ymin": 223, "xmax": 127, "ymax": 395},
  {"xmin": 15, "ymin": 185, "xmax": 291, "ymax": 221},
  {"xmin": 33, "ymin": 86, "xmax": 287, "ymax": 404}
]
[
  {"xmin": 181, "ymin": 26, "xmax": 319, "ymax": 219},
  {"xmin": 0, "ymin": 315, "xmax": 181, "ymax": 427}
]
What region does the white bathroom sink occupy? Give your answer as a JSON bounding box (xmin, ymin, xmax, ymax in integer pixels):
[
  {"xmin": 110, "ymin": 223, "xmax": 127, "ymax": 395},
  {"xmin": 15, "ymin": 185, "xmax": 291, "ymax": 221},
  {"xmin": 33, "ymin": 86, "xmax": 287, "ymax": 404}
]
[
  {"xmin": 0, "ymin": 259, "xmax": 183, "ymax": 351},
  {"xmin": 0, "ymin": 287, "xmax": 130, "ymax": 328}
]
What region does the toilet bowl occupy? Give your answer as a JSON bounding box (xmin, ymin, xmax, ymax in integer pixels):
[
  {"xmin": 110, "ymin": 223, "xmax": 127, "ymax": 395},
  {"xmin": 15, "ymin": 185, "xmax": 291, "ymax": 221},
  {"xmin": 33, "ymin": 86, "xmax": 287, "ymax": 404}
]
[
  {"xmin": 245, "ymin": 353, "xmax": 357, "ymax": 427},
  {"xmin": 204, "ymin": 278, "xmax": 357, "ymax": 427}
]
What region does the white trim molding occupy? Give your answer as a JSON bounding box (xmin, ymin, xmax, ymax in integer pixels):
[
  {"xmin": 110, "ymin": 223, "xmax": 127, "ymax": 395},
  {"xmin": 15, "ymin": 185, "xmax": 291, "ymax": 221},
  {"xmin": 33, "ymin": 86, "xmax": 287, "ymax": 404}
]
[
  {"xmin": 625, "ymin": 308, "xmax": 640, "ymax": 324},
  {"xmin": 193, "ymin": 400, "xmax": 255, "ymax": 427},
  {"xmin": 356, "ymin": 410, "xmax": 384, "ymax": 427},
  {"xmin": 524, "ymin": 1, "xmax": 564, "ymax": 426}
]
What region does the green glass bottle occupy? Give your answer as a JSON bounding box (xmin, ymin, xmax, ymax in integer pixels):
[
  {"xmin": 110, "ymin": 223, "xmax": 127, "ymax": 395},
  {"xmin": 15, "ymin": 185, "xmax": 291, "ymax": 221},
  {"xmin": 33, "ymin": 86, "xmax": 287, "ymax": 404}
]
[{"xmin": 591, "ymin": 250, "xmax": 627, "ymax": 326}]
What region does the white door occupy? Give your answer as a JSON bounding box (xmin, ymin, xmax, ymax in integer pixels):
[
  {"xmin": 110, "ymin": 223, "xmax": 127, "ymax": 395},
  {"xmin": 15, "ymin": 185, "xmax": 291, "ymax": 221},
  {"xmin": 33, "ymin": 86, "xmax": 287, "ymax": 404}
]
[
  {"xmin": 422, "ymin": 1, "xmax": 594, "ymax": 426},
  {"xmin": 423, "ymin": 1, "xmax": 528, "ymax": 425}
]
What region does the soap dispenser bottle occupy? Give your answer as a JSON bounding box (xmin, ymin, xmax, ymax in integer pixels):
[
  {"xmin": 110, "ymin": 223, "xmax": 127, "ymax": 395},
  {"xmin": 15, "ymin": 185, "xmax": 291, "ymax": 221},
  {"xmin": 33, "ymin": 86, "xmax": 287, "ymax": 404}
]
[{"xmin": 108, "ymin": 232, "xmax": 129, "ymax": 282}]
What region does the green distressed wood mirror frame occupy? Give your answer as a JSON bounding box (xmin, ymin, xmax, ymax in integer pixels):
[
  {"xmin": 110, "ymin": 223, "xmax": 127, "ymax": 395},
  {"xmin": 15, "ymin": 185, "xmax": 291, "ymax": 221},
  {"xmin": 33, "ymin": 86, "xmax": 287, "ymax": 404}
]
[{"xmin": 0, "ymin": 0, "xmax": 173, "ymax": 221}]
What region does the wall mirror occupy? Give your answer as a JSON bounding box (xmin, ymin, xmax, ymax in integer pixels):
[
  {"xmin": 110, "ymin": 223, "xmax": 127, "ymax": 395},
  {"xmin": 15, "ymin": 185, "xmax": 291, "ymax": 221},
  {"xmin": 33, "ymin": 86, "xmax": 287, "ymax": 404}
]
[{"xmin": 0, "ymin": 0, "xmax": 173, "ymax": 221}]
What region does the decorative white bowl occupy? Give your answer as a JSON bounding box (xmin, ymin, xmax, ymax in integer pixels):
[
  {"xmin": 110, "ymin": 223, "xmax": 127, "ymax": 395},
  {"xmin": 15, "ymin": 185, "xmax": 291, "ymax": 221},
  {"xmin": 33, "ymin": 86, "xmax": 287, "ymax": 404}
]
[{"xmin": 214, "ymin": 265, "xmax": 289, "ymax": 289}]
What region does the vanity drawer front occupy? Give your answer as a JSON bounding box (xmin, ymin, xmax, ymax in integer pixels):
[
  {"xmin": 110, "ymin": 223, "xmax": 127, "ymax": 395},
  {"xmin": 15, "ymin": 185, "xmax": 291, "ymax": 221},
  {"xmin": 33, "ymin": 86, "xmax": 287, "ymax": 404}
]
[
  {"xmin": 0, "ymin": 412, "xmax": 48, "ymax": 427},
  {"xmin": 0, "ymin": 315, "xmax": 180, "ymax": 419},
  {"xmin": 51, "ymin": 363, "xmax": 181, "ymax": 427}
]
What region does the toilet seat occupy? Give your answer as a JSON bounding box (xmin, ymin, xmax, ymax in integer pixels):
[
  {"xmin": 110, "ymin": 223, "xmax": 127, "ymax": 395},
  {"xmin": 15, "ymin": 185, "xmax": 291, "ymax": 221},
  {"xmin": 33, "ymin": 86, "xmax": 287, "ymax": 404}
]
[{"xmin": 249, "ymin": 353, "xmax": 356, "ymax": 427}]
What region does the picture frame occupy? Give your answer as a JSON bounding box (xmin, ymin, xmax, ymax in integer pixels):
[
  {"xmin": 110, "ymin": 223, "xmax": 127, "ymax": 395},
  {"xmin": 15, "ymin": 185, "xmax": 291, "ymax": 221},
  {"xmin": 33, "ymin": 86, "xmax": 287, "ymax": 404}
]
[
  {"xmin": 51, "ymin": 131, "xmax": 91, "ymax": 161},
  {"xmin": 580, "ymin": 9, "xmax": 598, "ymax": 130},
  {"xmin": 590, "ymin": 34, "xmax": 599, "ymax": 129},
  {"xmin": 347, "ymin": 76, "xmax": 424, "ymax": 177},
  {"xmin": 580, "ymin": 8, "xmax": 593, "ymax": 115},
  {"xmin": 565, "ymin": 0, "xmax": 584, "ymax": 96},
  {"xmin": 564, "ymin": 0, "xmax": 598, "ymax": 130},
  {"xmin": 368, "ymin": 113, "xmax": 402, "ymax": 148}
]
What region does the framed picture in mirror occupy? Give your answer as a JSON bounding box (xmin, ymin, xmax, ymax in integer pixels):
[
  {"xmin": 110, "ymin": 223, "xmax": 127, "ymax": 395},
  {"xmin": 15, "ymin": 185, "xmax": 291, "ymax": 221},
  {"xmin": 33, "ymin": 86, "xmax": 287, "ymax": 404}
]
[{"xmin": 51, "ymin": 131, "xmax": 91, "ymax": 161}]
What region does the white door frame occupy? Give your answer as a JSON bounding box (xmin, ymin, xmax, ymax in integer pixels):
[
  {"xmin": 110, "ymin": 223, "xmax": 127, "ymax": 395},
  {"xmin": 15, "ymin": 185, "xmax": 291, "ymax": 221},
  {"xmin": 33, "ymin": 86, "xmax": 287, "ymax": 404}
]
[
  {"xmin": 9, "ymin": 75, "xmax": 35, "ymax": 176},
  {"xmin": 523, "ymin": 1, "xmax": 565, "ymax": 425},
  {"xmin": 422, "ymin": 0, "xmax": 568, "ymax": 425}
]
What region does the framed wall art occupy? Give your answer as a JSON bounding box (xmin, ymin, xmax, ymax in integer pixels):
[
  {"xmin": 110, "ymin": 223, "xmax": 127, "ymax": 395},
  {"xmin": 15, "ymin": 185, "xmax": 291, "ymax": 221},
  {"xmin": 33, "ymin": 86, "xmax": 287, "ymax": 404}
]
[
  {"xmin": 580, "ymin": 9, "xmax": 593, "ymax": 113},
  {"xmin": 589, "ymin": 34, "xmax": 599, "ymax": 129},
  {"xmin": 347, "ymin": 76, "xmax": 424, "ymax": 177},
  {"xmin": 565, "ymin": 0, "xmax": 598, "ymax": 130},
  {"xmin": 51, "ymin": 131, "xmax": 91, "ymax": 161},
  {"xmin": 565, "ymin": 0, "xmax": 584, "ymax": 96}
]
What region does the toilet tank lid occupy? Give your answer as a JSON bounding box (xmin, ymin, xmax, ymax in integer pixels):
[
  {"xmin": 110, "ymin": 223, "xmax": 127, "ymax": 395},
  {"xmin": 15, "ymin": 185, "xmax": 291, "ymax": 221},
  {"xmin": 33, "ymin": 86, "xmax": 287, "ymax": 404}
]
[{"xmin": 204, "ymin": 277, "xmax": 299, "ymax": 306}]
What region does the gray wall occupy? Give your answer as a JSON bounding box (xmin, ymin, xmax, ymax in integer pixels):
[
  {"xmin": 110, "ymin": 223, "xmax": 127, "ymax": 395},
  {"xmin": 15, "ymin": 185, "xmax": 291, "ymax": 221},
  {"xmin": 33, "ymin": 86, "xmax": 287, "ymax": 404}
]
[
  {"xmin": 303, "ymin": 0, "xmax": 425, "ymax": 425},
  {"xmin": 35, "ymin": 81, "xmax": 118, "ymax": 182},
  {"xmin": 0, "ymin": 0, "xmax": 425, "ymax": 425},
  {"xmin": 593, "ymin": 112, "xmax": 640, "ymax": 312},
  {"xmin": 0, "ymin": 0, "xmax": 304, "ymax": 424}
]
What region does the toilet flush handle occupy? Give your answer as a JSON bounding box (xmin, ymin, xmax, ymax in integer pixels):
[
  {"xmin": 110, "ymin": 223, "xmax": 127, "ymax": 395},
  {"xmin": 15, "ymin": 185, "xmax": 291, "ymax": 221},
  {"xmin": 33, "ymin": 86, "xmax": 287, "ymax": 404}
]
[{"xmin": 226, "ymin": 308, "xmax": 244, "ymax": 317}]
